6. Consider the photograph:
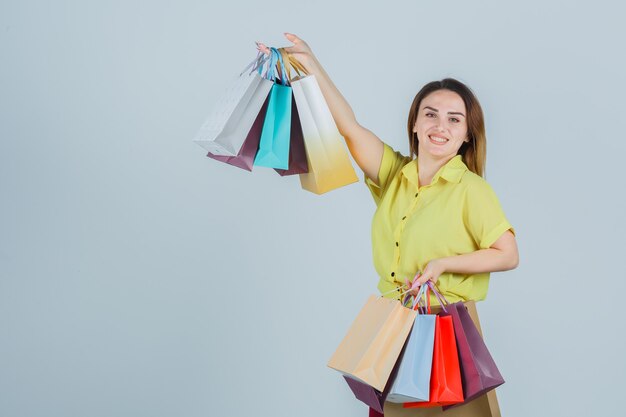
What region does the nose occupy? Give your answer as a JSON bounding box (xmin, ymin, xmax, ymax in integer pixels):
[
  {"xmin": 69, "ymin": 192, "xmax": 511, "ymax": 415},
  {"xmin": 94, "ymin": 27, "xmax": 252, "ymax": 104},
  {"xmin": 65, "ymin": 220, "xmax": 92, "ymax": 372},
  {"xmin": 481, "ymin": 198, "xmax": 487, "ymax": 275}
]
[{"xmin": 432, "ymin": 115, "xmax": 445, "ymax": 129}]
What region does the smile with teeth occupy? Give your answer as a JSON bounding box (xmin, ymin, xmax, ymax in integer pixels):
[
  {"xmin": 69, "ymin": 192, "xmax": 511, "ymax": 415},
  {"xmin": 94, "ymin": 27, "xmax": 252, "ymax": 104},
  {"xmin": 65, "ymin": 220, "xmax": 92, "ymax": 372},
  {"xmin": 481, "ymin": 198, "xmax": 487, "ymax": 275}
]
[{"xmin": 429, "ymin": 135, "xmax": 449, "ymax": 144}]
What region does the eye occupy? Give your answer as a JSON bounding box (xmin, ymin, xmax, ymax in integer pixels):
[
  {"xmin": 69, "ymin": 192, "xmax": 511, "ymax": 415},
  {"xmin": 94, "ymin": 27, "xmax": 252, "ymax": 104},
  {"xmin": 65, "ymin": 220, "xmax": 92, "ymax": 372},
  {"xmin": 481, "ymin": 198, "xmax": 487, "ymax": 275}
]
[
  {"xmin": 426, "ymin": 112, "xmax": 436, "ymax": 118},
  {"xmin": 450, "ymin": 117, "xmax": 460, "ymax": 123}
]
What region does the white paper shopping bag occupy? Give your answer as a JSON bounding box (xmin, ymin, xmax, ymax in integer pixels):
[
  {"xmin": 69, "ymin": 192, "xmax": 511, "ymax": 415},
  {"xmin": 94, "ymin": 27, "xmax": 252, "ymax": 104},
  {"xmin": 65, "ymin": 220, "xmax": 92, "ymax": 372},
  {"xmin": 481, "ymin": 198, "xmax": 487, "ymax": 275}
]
[{"xmin": 193, "ymin": 65, "xmax": 273, "ymax": 156}]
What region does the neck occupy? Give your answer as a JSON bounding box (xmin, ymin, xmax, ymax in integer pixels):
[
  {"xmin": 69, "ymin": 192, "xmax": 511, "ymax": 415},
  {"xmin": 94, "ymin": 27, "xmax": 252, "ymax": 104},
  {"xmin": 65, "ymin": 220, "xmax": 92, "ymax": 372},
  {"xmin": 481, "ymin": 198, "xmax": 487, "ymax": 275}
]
[{"xmin": 416, "ymin": 153, "xmax": 453, "ymax": 188}]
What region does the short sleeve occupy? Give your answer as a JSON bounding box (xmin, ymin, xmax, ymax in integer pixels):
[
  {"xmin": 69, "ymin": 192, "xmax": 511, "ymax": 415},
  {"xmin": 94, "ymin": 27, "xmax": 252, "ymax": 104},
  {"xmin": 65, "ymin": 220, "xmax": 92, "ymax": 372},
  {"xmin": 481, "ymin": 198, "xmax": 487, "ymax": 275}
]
[
  {"xmin": 464, "ymin": 179, "xmax": 516, "ymax": 249},
  {"xmin": 365, "ymin": 143, "xmax": 410, "ymax": 206}
]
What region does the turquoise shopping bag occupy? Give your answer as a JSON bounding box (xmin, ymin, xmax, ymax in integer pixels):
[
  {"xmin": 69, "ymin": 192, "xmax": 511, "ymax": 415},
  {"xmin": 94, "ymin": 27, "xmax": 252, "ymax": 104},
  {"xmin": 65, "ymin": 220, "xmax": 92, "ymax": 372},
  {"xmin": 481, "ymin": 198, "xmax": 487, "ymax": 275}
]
[
  {"xmin": 254, "ymin": 47, "xmax": 292, "ymax": 169},
  {"xmin": 386, "ymin": 284, "xmax": 436, "ymax": 403}
]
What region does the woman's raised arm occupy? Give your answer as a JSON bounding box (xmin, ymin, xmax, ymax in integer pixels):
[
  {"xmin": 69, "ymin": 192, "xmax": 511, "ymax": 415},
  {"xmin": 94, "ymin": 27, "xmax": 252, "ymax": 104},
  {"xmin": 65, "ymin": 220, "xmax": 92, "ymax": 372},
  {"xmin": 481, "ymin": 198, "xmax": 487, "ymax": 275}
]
[{"xmin": 262, "ymin": 33, "xmax": 385, "ymax": 185}]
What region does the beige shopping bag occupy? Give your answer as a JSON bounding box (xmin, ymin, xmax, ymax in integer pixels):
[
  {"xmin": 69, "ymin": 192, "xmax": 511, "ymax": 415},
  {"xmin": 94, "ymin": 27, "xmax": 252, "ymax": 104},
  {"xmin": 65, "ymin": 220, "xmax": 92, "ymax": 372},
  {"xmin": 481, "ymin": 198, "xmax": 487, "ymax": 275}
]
[
  {"xmin": 383, "ymin": 301, "xmax": 502, "ymax": 417},
  {"xmin": 327, "ymin": 295, "xmax": 417, "ymax": 392}
]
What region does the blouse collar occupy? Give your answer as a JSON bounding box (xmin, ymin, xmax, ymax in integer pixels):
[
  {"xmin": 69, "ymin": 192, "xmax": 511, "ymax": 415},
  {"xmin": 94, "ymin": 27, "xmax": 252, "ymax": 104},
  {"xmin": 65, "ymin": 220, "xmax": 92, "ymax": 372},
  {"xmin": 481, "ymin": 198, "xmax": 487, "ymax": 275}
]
[{"xmin": 400, "ymin": 154, "xmax": 468, "ymax": 187}]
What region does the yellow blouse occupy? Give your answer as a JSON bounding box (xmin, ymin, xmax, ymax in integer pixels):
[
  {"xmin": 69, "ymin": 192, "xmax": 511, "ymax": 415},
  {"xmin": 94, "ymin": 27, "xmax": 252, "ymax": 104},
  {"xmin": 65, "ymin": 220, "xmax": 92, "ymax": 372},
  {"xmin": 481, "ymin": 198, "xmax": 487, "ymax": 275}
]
[{"xmin": 365, "ymin": 143, "xmax": 515, "ymax": 304}]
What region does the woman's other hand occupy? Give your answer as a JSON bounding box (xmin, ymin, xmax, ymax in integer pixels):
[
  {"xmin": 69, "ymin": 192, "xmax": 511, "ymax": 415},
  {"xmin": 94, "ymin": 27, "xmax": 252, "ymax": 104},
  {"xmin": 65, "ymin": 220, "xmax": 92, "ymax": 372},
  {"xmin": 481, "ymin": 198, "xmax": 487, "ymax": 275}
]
[{"xmin": 407, "ymin": 259, "xmax": 447, "ymax": 296}]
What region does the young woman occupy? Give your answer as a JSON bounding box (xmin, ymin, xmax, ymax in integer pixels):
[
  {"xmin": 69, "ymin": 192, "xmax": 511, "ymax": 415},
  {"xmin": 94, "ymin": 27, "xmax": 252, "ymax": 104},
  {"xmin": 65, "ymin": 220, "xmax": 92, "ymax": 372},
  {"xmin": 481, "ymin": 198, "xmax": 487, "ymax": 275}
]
[{"xmin": 261, "ymin": 33, "xmax": 519, "ymax": 416}]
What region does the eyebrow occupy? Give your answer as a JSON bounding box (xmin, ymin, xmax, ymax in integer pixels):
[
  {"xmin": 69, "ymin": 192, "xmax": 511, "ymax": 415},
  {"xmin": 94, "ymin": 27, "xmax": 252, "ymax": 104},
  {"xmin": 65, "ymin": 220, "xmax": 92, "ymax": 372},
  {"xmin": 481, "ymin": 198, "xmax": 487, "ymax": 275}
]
[{"xmin": 423, "ymin": 106, "xmax": 466, "ymax": 117}]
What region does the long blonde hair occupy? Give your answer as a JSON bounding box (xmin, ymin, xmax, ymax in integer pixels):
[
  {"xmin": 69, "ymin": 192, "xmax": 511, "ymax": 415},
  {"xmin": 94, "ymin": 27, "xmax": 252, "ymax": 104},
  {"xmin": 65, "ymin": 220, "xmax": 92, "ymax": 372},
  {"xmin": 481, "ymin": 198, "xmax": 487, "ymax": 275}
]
[{"xmin": 407, "ymin": 78, "xmax": 487, "ymax": 177}]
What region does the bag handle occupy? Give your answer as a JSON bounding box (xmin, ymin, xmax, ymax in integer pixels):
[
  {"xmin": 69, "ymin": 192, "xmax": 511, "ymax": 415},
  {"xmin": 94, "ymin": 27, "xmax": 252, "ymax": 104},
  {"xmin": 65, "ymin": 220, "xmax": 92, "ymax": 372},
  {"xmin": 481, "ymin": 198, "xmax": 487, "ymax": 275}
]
[
  {"xmin": 401, "ymin": 284, "xmax": 428, "ymax": 312},
  {"xmin": 263, "ymin": 48, "xmax": 278, "ymax": 81},
  {"xmin": 426, "ymin": 281, "xmax": 449, "ymax": 313},
  {"xmin": 398, "ymin": 274, "xmax": 447, "ymax": 313},
  {"xmin": 288, "ymin": 55, "xmax": 309, "ymax": 76},
  {"xmin": 380, "ymin": 284, "xmax": 409, "ymax": 299},
  {"xmin": 240, "ymin": 50, "xmax": 270, "ymax": 77},
  {"xmin": 277, "ymin": 48, "xmax": 296, "ymax": 81},
  {"xmin": 414, "ymin": 284, "xmax": 431, "ymax": 313},
  {"xmin": 276, "ymin": 48, "xmax": 309, "ymax": 79},
  {"xmin": 270, "ymin": 47, "xmax": 289, "ymax": 86},
  {"xmin": 401, "ymin": 284, "xmax": 420, "ymax": 307}
]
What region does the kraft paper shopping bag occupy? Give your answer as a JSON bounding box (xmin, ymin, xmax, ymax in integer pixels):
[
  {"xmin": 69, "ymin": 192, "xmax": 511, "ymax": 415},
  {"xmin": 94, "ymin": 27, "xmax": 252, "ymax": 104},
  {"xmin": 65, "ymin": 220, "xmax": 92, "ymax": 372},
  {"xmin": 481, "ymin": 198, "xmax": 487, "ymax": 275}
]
[{"xmin": 327, "ymin": 295, "xmax": 416, "ymax": 392}]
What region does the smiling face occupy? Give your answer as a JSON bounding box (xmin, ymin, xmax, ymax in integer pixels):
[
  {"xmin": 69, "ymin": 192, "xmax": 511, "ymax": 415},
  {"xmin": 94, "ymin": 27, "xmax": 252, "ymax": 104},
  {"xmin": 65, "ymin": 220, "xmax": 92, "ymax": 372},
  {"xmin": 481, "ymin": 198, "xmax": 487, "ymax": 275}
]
[{"xmin": 413, "ymin": 89, "xmax": 470, "ymax": 160}]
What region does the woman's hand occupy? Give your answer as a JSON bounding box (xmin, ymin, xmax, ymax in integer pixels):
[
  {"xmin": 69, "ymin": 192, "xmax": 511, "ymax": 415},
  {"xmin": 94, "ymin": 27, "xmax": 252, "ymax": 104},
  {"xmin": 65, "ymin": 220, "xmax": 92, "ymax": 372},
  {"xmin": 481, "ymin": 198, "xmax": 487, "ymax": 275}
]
[
  {"xmin": 256, "ymin": 33, "xmax": 317, "ymax": 73},
  {"xmin": 257, "ymin": 32, "xmax": 384, "ymax": 181},
  {"xmin": 407, "ymin": 259, "xmax": 447, "ymax": 296}
]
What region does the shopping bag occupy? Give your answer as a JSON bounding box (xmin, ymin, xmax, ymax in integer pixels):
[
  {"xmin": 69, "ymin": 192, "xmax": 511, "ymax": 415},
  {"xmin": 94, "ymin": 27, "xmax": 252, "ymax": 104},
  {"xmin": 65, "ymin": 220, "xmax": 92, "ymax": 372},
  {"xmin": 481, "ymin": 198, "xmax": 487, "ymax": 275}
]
[
  {"xmin": 274, "ymin": 94, "xmax": 308, "ymax": 175},
  {"xmin": 342, "ymin": 286, "xmax": 428, "ymax": 412},
  {"xmin": 344, "ymin": 375, "xmax": 389, "ymax": 414},
  {"xmin": 254, "ymin": 47, "xmax": 292, "ymax": 169},
  {"xmin": 383, "ymin": 300, "xmax": 503, "ymax": 417},
  {"xmin": 327, "ymin": 295, "xmax": 416, "ymax": 392},
  {"xmin": 403, "ymin": 316, "xmax": 464, "ymax": 408},
  {"xmin": 282, "ymin": 51, "xmax": 359, "ymax": 194},
  {"xmin": 206, "ymin": 94, "xmax": 269, "ymax": 171},
  {"xmin": 274, "ymin": 50, "xmax": 309, "ymax": 176},
  {"xmin": 443, "ymin": 301, "xmax": 504, "ymax": 409},
  {"xmin": 193, "ymin": 52, "xmax": 273, "ymax": 156},
  {"xmin": 403, "ymin": 284, "xmax": 464, "ymax": 408},
  {"xmin": 387, "ymin": 285, "xmax": 436, "ymax": 403},
  {"xmin": 343, "ymin": 354, "xmax": 403, "ymax": 414}
]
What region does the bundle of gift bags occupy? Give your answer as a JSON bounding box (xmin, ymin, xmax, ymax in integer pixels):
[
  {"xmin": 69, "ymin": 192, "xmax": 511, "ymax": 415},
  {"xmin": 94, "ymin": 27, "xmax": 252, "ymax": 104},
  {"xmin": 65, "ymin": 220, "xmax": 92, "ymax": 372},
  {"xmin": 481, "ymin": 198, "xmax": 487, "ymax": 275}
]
[
  {"xmin": 327, "ymin": 282, "xmax": 504, "ymax": 415},
  {"xmin": 193, "ymin": 46, "xmax": 359, "ymax": 194}
]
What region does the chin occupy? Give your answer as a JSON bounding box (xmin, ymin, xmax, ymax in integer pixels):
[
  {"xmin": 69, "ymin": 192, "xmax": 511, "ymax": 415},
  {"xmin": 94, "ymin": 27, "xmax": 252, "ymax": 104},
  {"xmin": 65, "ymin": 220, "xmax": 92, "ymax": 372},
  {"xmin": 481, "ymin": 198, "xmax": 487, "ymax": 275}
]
[
  {"xmin": 418, "ymin": 143, "xmax": 451, "ymax": 158},
  {"xmin": 425, "ymin": 147, "xmax": 448, "ymax": 156}
]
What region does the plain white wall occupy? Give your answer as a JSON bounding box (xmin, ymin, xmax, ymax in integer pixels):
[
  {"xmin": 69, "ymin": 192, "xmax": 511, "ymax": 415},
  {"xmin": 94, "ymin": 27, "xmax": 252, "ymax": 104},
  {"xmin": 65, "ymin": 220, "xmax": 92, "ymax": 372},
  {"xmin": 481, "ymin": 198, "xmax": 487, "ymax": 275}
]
[{"xmin": 1, "ymin": 1, "xmax": 625, "ymax": 416}]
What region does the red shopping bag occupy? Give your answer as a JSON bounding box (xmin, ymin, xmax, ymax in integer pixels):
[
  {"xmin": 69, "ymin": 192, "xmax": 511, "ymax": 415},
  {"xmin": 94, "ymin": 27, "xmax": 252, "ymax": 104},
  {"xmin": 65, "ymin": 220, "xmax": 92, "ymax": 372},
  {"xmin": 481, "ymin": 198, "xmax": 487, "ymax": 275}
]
[{"xmin": 403, "ymin": 314, "xmax": 464, "ymax": 408}]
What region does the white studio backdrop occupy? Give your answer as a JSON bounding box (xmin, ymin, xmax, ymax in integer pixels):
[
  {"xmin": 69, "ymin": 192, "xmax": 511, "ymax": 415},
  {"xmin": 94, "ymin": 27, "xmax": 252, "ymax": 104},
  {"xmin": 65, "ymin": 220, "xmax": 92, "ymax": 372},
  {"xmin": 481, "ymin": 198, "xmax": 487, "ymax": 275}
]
[{"xmin": 1, "ymin": 1, "xmax": 625, "ymax": 416}]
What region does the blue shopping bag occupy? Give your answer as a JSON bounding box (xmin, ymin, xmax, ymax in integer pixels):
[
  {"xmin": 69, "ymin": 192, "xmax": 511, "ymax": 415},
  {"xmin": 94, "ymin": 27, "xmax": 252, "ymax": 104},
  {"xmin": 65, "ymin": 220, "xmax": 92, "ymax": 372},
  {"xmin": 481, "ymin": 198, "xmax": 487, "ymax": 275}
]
[
  {"xmin": 386, "ymin": 284, "xmax": 436, "ymax": 403},
  {"xmin": 254, "ymin": 47, "xmax": 292, "ymax": 169}
]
